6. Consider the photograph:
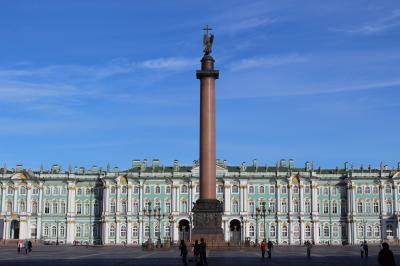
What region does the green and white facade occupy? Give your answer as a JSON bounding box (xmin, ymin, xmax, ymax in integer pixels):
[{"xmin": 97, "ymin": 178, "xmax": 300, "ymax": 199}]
[{"xmin": 1, "ymin": 159, "xmax": 400, "ymax": 245}]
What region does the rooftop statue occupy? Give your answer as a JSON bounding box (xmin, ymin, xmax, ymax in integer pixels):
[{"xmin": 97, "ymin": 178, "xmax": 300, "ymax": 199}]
[{"xmin": 203, "ymin": 25, "xmax": 214, "ymax": 55}]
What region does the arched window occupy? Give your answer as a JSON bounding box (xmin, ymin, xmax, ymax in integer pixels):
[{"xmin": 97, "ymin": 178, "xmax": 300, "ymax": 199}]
[
  {"xmin": 232, "ymin": 185, "xmax": 239, "ymax": 193},
  {"xmin": 249, "ymin": 201, "xmax": 255, "ymax": 214},
  {"xmin": 53, "ymin": 187, "xmax": 59, "ymax": 195},
  {"xmin": 259, "ymin": 186, "xmax": 265, "ymax": 194},
  {"xmin": 60, "ymin": 225, "xmax": 65, "ymax": 237},
  {"xmin": 84, "ymin": 201, "xmax": 90, "ymax": 215},
  {"xmin": 19, "ymin": 200, "xmax": 26, "ymax": 212},
  {"xmin": 305, "ymin": 224, "xmax": 311, "ymax": 237},
  {"xmin": 44, "ymin": 224, "xmax": 49, "ymax": 236},
  {"xmin": 374, "ymin": 225, "xmax": 380, "ymax": 237},
  {"xmin": 122, "ymin": 185, "xmax": 127, "ymax": 194},
  {"xmin": 373, "ymin": 186, "xmax": 378, "ymax": 194},
  {"xmin": 293, "ymin": 200, "xmax": 299, "ymax": 212},
  {"xmin": 365, "ymin": 186, "xmax": 371, "ymax": 194},
  {"xmin": 217, "ymin": 185, "xmax": 224, "ymax": 193},
  {"xmin": 76, "ymin": 224, "xmax": 81, "ymax": 237},
  {"xmin": 282, "ymin": 225, "xmax": 288, "ymax": 237},
  {"xmin": 358, "ymin": 224, "xmax": 364, "ymax": 238},
  {"xmin": 155, "ymin": 201, "xmax": 160, "ymax": 210},
  {"xmin": 45, "ymin": 201, "xmax": 50, "ymax": 214},
  {"xmin": 293, "ymin": 185, "xmax": 299, "ymax": 194},
  {"xmin": 366, "ymin": 200, "xmax": 371, "ymax": 213},
  {"xmin": 248, "ymin": 186, "xmax": 254, "ymax": 194},
  {"xmin": 181, "ymin": 185, "xmax": 188, "ymax": 193},
  {"xmin": 386, "ymin": 184, "xmax": 392, "ymax": 194},
  {"xmin": 32, "ymin": 201, "xmax": 38, "ymax": 214},
  {"xmin": 61, "ymin": 201, "xmax": 66, "ymax": 214},
  {"xmin": 374, "ymin": 201, "xmax": 379, "ymax": 213},
  {"xmin": 155, "ymin": 186, "xmax": 160, "ymax": 194},
  {"xmin": 164, "ymin": 225, "xmax": 170, "ymax": 237},
  {"xmin": 181, "ymin": 201, "xmax": 188, "ymax": 213},
  {"xmin": 332, "ymin": 201, "xmax": 337, "ymax": 214},
  {"xmin": 52, "ymin": 201, "xmax": 58, "ymax": 214},
  {"xmin": 122, "ymin": 201, "xmax": 127, "ymax": 213},
  {"xmin": 323, "ymin": 201, "xmax": 329, "ymax": 214},
  {"xmin": 357, "ymin": 201, "xmax": 363, "ymax": 213},
  {"xmin": 52, "ymin": 225, "xmax": 57, "ymax": 237},
  {"xmin": 85, "ymin": 188, "xmax": 91, "ymax": 195},
  {"xmin": 270, "ymin": 224, "xmax": 276, "ymax": 237},
  {"xmin": 281, "ymin": 200, "xmax": 287, "ymax": 213},
  {"xmin": 133, "ymin": 225, "xmax": 138, "ymax": 237},
  {"xmin": 386, "ymin": 200, "xmax": 393, "ymax": 214},
  {"xmin": 367, "ymin": 225, "xmax": 372, "ymax": 237},
  {"xmin": 144, "ymin": 225, "xmax": 150, "ymax": 237},
  {"xmin": 109, "ymin": 224, "xmax": 115, "ymax": 237},
  {"xmin": 269, "ymin": 200, "xmax": 275, "ymax": 213},
  {"xmin": 77, "ymin": 188, "xmax": 82, "ymax": 195},
  {"xmin": 305, "ymin": 200, "xmax": 311, "ymax": 213},
  {"xmin": 120, "ymin": 224, "xmax": 127, "ymax": 237},
  {"xmin": 110, "ymin": 201, "xmax": 116, "ymax": 213},
  {"xmin": 76, "ymin": 202, "xmax": 82, "ymax": 214},
  {"xmin": 165, "ymin": 202, "xmax": 171, "ymax": 213},
  {"xmin": 333, "ymin": 223, "xmax": 338, "ymax": 237},
  {"xmin": 144, "ymin": 186, "xmax": 150, "ymax": 194},
  {"xmin": 386, "ymin": 224, "xmax": 393, "ymax": 236},
  {"xmin": 133, "ymin": 201, "xmax": 139, "ymax": 213},
  {"xmin": 232, "ymin": 201, "xmax": 239, "ymax": 213},
  {"xmin": 357, "ymin": 187, "xmax": 362, "ymax": 194},
  {"xmin": 20, "ymin": 186, "xmax": 26, "ymax": 195},
  {"xmin": 154, "ymin": 224, "xmax": 160, "ymax": 238},
  {"xmin": 249, "ymin": 225, "xmax": 255, "ymax": 237},
  {"xmin": 7, "ymin": 200, "xmax": 12, "ymax": 212},
  {"xmin": 324, "ymin": 224, "xmax": 329, "ymax": 237}
]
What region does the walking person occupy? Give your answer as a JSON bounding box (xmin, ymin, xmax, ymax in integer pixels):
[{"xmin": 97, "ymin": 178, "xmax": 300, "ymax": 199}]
[
  {"xmin": 360, "ymin": 242, "xmax": 364, "ymax": 257},
  {"xmin": 28, "ymin": 240, "xmax": 32, "ymax": 253},
  {"xmin": 363, "ymin": 241, "xmax": 368, "ymax": 258},
  {"xmin": 306, "ymin": 240, "xmax": 312, "ymax": 258},
  {"xmin": 193, "ymin": 240, "xmax": 200, "ymax": 263},
  {"xmin": 260, "ymin": 239, "xmax": 266, "ymax": 259},
  {"xmin": 24, "ymin": 239, "xmax": 29, "ymax": 254},
  {"xmin": 17, "ymin": 241, "xmax": 21, "ymax": 253},
  {"xmin": 179, "ymin": 240, "xmax": 188, "ymax": 266},
  {"xmin": 267, "ymin": 239, "xmax": 273, "ymax": 259},
  {"xmin": 378, "ymin": 242, "xmax": 395, "ymax": 266},
  {"xmin": 199, "ymin": 238, "xmax": 208, "ymax": 266}
]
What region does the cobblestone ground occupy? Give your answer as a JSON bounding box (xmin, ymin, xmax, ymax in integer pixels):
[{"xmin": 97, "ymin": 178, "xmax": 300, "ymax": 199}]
[{"xmin": 0, "ymin": 245, "xmax": 399, "ymax": 265}]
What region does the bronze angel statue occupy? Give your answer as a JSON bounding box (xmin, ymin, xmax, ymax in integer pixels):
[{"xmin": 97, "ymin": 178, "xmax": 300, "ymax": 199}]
[{"xmin": 203, "ymin": 32, "xmax": 214, "ymax": 55}]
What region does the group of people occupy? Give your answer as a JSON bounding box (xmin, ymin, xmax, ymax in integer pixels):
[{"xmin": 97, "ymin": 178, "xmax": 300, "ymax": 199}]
[
  {"xmin": 360, "ymin": 241, "xmax": 369, "ymax": 257},
  {"xmin": 179, "ymin": 238, "xmax": 207, "ymax": 266},
  {"xmin": 260, "ymin": 239, "xmax": 274, "ymax": 259},
  {"xmin": 17, "ymin": 239, "xmax": 32, "ymax": 254}
]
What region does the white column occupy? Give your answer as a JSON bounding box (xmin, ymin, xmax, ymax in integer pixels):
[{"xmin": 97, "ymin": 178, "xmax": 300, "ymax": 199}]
[
  {"xmin": 277, "ymin": 221, "xmax": 281, "ymax": 244},
  {"xmin": 13, "ymin": 184, "xmax": 18, "ymax": 213},
  {"xmin": 66, "ymin": 222, "xmax": 76, "ymax": 244},
  {"xmin": 66, "ymin": 183, "xmax": 76, "ymax": 244},
  {"xmin": 172, "ymin": 186, "xmax": 177, "ymax": 212},
  {"xmin": 176, "ymin": 186, "xmax": 181, "ymax": 213},
  {"xmin": 139, "ymin": 182, "xmax": 144, "ymax": 213},
  {"xmin": 104, "ymin": 183, "xmax": 110, "ymax": 213},
  {"xmin": 116, "ymin": 222, "xmax": 120, "ymax": 243},
  {"xmin": 347, "ymin": 184, "xmax": 352, "ymax": 214},
  {"xmin": 127, "ymin": 182, "xmax": 132, "ymax": 213},
  {"xmin": 103, "ymin": 222, "xmax": 109, "ymax": 244},
  {"xmin": 313, "ymin": 221, "xmax": 320, "ymax": 244},
  {"xmin": 380, "ymin": 183, "xmax": 386, "ymax": 214},
  {"xmin": 311, "ymin": 182, "xmax": 318, "ymax": 214},
  {"xmin": 26, "ymin": 185, "xmax": 32, "ymax": 213},
  {"xmin": 223, "ymin": 220, "xmax": 229, "ymax": 241},
  {"xmin": 394, "ymin": 182, "xmax": 398, "ymax": 214},
  {"xmin": 347, "ymin": 221, "xmax": 353, "ymax": 245},
  {"xmin": 300, "ymin": 221, "xmax": 305, "ymax": 244},
  {"xmin": 276, "ymin": 184, "xmax": 281, "ymax": 213},
  {"xmin": 116, "ymin": 186, "xmax": 120, "ymax": 213},
  {"xmin": 1, "ymin": 184, "xmax": 6, "ymax": 214},
  {"xmin": 288, "ymin": 221, "xmax": 293, "ymax": 245},
  {"xmin": 224, "ymin": 183, "xmax": 231, "ymax": 213},
  {"xmin": 189, "ymin": 182, "xmax": 193, "ymax": 208},
  {"xmin": 127, "ymin": 221, "xmax": 132, "ymax": 244},
  {"xmin": 353, "ymin": 222, "xmax": 357, "ymax": 244},
  {"xmin": 38, "ymin": 183, "xmax": 43, "ymax": 214},
  {"xmin": 300, "ymin": 184, "xmax": 304, "ymax": 213},
  {"xmin": 67, "ymin": 182, "xmax": 76, "ymax": 214}
]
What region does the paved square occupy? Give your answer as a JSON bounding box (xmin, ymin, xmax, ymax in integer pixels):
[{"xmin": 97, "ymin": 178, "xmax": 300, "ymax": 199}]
[{"xmin": 0, "ymin": 245, "xmax": 399, "ymax": 265}]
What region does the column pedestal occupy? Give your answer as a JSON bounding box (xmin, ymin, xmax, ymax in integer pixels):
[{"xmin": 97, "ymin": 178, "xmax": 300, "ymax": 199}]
[{"xmin": 192, "ymin": 199, "xmax": 224, "ymax": 244}]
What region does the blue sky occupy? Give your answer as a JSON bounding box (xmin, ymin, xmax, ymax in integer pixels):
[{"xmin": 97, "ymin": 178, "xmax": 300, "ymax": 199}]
[{"xmin": 0, "ymin": 1, "xmax": 399, "ymax": 170}]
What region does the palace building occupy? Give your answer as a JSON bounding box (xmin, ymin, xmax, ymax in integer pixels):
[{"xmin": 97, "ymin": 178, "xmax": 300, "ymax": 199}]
[{"xmin": 0, "ymin": 159, "xmax": 399, "ymax": 245}]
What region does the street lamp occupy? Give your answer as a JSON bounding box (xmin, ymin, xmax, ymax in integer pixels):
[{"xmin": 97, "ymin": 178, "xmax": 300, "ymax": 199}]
[
  {"xmin": 143, "ymin": 202, "xmax": 153, "ymax": 244},
  {"xmin": 153, "ymin": 207, "xmax": 165, "ymax": 246},
  {"xmin": 168, "ymin": 213, "xmax": 174, "ymax": 243},
  {"xmin": 56, "ymin": 220, "xmax": 59, "ymax": 245},
  {"xmin": 362, "ymin": 219, "xmax": 366, "ymax": 242},
  {"xmin": 252, "ymin": 206, "xmax": 261, "ymax": 244},
  {"xmin": 188, "ymin": 212, "xmax": 193, "ymax": 242},
  {"xmin": 136, "ymin": 212, "xmax": 140, "ymax": 245},
  {"xmin": 240, "ymin": 215, "xmax": 244, "ymax": 246}
]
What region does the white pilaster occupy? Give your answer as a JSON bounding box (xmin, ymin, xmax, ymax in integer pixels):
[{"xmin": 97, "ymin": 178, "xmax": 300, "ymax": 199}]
[{"xmin": 224, "ymin": 182, "xmax": 231, "ymax": 213}]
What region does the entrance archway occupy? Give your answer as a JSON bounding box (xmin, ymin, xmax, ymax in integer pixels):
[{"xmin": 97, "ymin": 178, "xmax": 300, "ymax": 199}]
[
  {"xmin": 230, "ymin": 219, "xmax": 241, "ymax": 242},
  {"xmin": 10, "ymin": 220, "xmax": 19, "ymax": 239},
  {"xmin": 178, "ymin": 219, "xmax": 190, "ymax": 241}
]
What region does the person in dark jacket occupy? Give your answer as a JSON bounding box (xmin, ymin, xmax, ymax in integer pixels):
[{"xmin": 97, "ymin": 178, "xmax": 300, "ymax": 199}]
[
  {"xmin": 260, "ymin": 239, "xmax": 266, "ymax": 259},
  {"xmin": 199, "ymin": 238, "xmax": 208, "ymax": 266},
  {"xmin": 193, "ymin": 240, "xmax": 200, "ymax": 263},
  {"xmin": 179, "ymin": 240, "xmax": 188, "ymax": 266},
  {"xmin": 363, "ymin": 241, "xmax": 369, "ymax": 257},
  {"xmin": 378, "ymin": 242, "xmax": 395, "ymax": 266},
  {"xmin": 267, "ymin": 240, "xmax": 273, "ymax": 259}
]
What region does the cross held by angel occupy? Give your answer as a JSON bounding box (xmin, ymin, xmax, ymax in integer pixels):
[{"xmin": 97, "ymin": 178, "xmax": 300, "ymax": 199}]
[{"xmin": 203, "ymin": 25, "xmax": 214, "ymax": 55}]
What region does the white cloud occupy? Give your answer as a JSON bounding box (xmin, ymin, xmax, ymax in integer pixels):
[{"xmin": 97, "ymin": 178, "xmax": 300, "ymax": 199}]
[
  {"xmin": 229, "ymin": 54, "xmax": 307, "ymax": 71},
  {"xmin": 221, "ymin": 17, "xmax": 278, "ymax": 34},
  {"xmin": 334, "ymin": 9, "xmax": 400, "ymax": 34},
  {"xmin": 142, "ymin": 57, "xmax": 196, "ymax": 70}
]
